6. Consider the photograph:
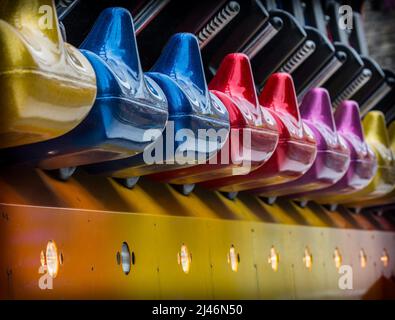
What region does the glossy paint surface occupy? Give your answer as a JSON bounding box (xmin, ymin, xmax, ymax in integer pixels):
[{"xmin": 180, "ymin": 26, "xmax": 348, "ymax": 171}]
[
  {"xmin": 342, "ymin": 112, "xmax": 394, "ymax": 206},
  {"xmin": 149, "ymin": 53, "xmax": 279, "ymax": 185},
  {"xmin": 202, "ymin": 73, "xmax": 317, "ymax": 193},
  {"xmin": 301, "ymin": 101, "xmax": 377, "ymax": 203},
  {"xmin": 359, "ymin": 121, "xmax": 395, "ymax": 207},
  {"xmin": 86, "ymin": 33, "xmax": 229, "ymax": 178},
  {"xmin": 0, "ymin": 0, "xmax": 96, "ymax": 149},
  {"xmin": 1, "ymin": 8, "xmax": 168, "ymax": 170},
  {"xmin": 250, "ymin": 88, "xmax": 349, "ymax": 197}
]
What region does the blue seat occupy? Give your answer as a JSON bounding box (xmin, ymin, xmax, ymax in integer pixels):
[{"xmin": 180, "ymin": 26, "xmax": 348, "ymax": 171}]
[
  {"xmin": 0, "ymin": 8, "xmax": 168, "ymax": 178},
  {"xmin": 86, "ymin": 33, "xmax": 230, "ymax": 180}
]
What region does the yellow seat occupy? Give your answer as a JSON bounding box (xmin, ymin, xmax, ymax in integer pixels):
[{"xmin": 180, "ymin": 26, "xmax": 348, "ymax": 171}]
[
  {"xmin": 354, "ymin": 121, "xmax": 395, "ymax": 208},
  {"xmin": 341, "ymin": 111, "xmax": 394, "ymax": 207},
  {"xmin": 0, "ymin": 0, "xmax": 96, "ymax": 149}
]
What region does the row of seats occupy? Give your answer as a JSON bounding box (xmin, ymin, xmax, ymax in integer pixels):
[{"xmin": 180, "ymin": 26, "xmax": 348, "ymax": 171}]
[{"xmin": 0, "ymin": 2, "xmax": 394, "ymax": 209}]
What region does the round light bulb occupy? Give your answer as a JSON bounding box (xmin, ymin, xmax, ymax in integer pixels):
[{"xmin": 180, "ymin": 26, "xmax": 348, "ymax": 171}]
[
  {"xmin": 228, "ymin": 245, "xmax": 239, "ymax": 272},
  {"xmin": 178, "ymin": 244, "xmax": 191, "ymax": 274},
  {"xmin": 46, "ymin": 241, "xmax": 59, "ymax": 278},
  {"xmin": 121, "ymin": 242, "xmax": 131, "ymax": 275},
  {"xmin": 268, "ymin": 246, "xmax": 279, "ymax": 272}
]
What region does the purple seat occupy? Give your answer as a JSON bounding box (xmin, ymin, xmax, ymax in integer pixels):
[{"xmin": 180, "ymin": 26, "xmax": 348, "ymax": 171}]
[
  {"xmin": 299, "ymin": 100, "xmax": 377, "ymax": 203},
  {"xmin": 249, "ymin": 88, "xmax": 349, "ymax": 197}
]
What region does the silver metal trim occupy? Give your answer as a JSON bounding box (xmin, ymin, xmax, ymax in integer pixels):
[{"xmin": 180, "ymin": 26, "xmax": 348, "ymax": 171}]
[
  {"xmin": 360, "ymin": 82, "xmax": 392, "ymax": 116},
  {"xmin": 197, "ymin": 1, "xmax": 241, "ymax": 49},
  {"xmin": 57, "ymin": 0, "xmax": 80, "ymax": 20},
  {"xmin": 297, "ymin": 55, "xmax": 344, "ymax": 102},
  {"xmin": 135, "ymin": 0, "xmax": 171, "ymax": 34},
  {"xmin": 333, "ymin": 68, "xmax": 372, "ymax": 108},
  {"xmin": 278, "ymin": 40, "xmax": 316, "ymax": 74},
  {"xmin": 241, "ymin": 22, "xmax": 279, "ymax": 59}
]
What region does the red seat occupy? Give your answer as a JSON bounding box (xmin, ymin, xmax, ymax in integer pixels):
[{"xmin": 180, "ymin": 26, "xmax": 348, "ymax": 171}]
[
  {"xmin": 201, "ymin": 73, "xmax": 317, "ymax": 193},
  {"xmin": 149, "ymin": 53, "xmax": 279, "ymax": 185}
]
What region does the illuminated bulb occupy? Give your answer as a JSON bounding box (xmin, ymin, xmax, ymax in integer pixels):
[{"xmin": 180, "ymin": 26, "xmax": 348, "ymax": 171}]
[
  {"xmin": 121, "ymin": 242, "xmax": 131, "ymax": 275},
  {"xmin": 227, "ymin": 245, "xmax": 239, "ymax": 272},
  {"xmin": 46, "ymin": 241, "xmax": 59, "ymax": 278},
  {"xmin": 268, "ymin": 246, "xmax": 279, "ymax": 272},
  {"xmin": 178, "ymin": 244, "xmax": 191, "ymax": 274},
  {"xmin": 333, "ymin": 248, "xmax": 342, "ymax": 270},
  {"xmin": 303, "ymin": 247, "xmax": 313, "ymax": 271},
  {"xmin": 381, "ymin": 249, "xmax": 389, "ymax": 268},
  {"xmin": 359, "ymin": 249, "xmax": 367, "ymax": 269}
]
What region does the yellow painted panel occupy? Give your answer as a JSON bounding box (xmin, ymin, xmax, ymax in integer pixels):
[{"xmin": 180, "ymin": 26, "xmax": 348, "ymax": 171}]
[
  {"xmin": 155, "ymin": 217, "xmax": 213, "ymax": 299},
  {"xmin": 1, "ymin": 166, "xmax": 395, "ymax": 299},
  {"xmin": 207, "ymin": 220, "xmax": 259, "ymax": 299},
  {"xmin": 284, "ymin": 226, "xmax": 331, "ymax": 299},
  {"xmin": 252, "ymin": 223, "xmax": 295, "ymax": 299},
  {"xmin": 1, "ymin": 204, "xmax": 395, "ymax": 299}
]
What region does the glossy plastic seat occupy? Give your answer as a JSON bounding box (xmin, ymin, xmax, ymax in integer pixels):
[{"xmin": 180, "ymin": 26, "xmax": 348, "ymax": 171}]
[
  {"xmin": 201, "ymin": 73, "xmax": 317, "ymax": 193},
  {"xmin": 0, "ymin": 0, "xmax": 96, "ymax": 149},
  {"xmin": 295, "ymin": 101, "xmax": 377, "ymax": 203},
  {"xmin": 249, "ymin": 88, "xmax": 349, "ymax": 198},
  {"xmin": 86, "ymin": 33, "xmax": 229, "ymax": 179},
  {"xmin": 341, "ymin": 111, "xmax": 394, "ymax": 207},
  {"xmin": 1, "ymin": 8, "xmax": 168, "ymax": 173},
  {"xmin": 358, "ymin": 121, "xmax": 395, "ymax": 207},
  {"xmin": 148, "ymin": 53, "xmax": 279, "ymax": 185}
]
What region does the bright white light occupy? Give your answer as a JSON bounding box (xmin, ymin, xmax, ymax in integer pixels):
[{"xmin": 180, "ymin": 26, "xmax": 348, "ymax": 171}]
[
  {"xmin": 178, "ymin": 244, "xmax": 191, "ymax": 274},
  {"xmin": 228, "ymin": 245, "xmax": 239, "ymax": 272},
  {"xmin": 268, "ymin": 246, "xmax": 279, "ymax": 272},
  {"xmin": 121, "ymin": 242, "xmax": 131, "ymax": 275},
  {"xmin": 46, "ymin": 241, "xmax": 59, "ymax": 278},
  {"xmin": 333, "ymin": 248, "xmax": 342, "ymax": 270},
  {"xmin": 303, "ymin": 247, "xmax": 313, "ymax": 271},
  {"xmin": 359, "ymin": 249, "xmax": 367, "ymax": 269}
]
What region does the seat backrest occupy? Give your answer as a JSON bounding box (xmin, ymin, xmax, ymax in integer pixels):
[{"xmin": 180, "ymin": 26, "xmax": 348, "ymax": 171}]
[
  {"xmin": 300, "ymin": 88, "xmax": 336, "ymax": 132},
  {"xmin": 150, "ymin": 33, "xmax": 210, "ymax": 115},
  {"xmin": 209, "ymin": 53, "xmax": 260, "ymax": 108},
  {"xmin": 0, "ymin": 0, "xmax": 62, "ymax": 46},
  {"xmin": 334, "ymin": 100, "xmax": 365, "ymax": 141},
  {"xmin": 259, "ymin": 73, "xmax": 301, "ymax": 125},
  {"xmin": 80, "ymin": 7, "xmax": 142, "ymax": 80}
]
